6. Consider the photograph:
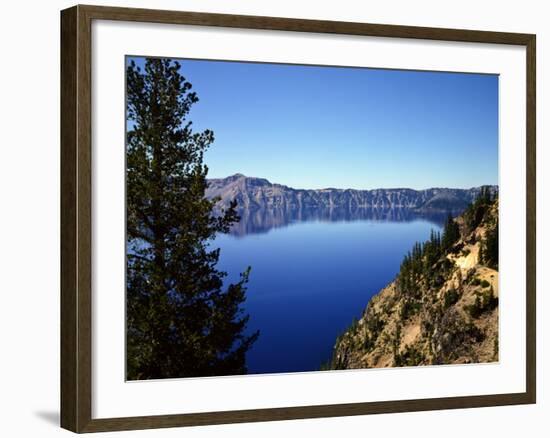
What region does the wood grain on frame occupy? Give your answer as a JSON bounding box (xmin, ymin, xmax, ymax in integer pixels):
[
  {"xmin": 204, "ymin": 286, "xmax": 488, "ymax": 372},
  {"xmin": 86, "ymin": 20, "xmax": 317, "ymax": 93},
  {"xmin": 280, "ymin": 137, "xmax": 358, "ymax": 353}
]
[{"xmin": 60, "ymin": 4, "xmax": 536, "ymax": 433}]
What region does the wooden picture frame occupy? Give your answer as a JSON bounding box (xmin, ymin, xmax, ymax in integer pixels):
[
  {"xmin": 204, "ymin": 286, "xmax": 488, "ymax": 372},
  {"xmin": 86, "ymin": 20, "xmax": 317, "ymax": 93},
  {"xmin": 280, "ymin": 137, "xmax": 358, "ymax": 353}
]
[{"xmin": 61, "ymin": 4, "xmax": 536, "ymax": 433}]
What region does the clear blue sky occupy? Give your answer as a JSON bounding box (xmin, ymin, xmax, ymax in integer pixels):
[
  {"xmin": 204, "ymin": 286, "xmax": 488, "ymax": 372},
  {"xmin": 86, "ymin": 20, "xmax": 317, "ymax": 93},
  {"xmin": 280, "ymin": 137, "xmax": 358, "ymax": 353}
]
[{"xmin": 128, "ymin": 57, "xmax": 498, "ymax": 190}]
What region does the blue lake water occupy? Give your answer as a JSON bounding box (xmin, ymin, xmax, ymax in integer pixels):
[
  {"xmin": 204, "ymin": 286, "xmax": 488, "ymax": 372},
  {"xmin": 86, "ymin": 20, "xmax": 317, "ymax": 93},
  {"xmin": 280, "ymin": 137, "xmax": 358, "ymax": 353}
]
[{"xmin": 213, "ymin": 211, "xmax": 442, "ymax": 375}]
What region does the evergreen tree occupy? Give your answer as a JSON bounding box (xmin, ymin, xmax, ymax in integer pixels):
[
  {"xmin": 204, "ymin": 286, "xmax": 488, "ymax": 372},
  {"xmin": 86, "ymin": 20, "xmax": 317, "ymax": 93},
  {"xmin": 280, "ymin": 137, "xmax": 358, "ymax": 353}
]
[
  {"xmin": 126, "ymin": 58, "xmax": 258, "ymax": 380},
  {"xmin": 423, "ymin": 229, "xmax": 442, "ymax": 276},
  {"xmin": 464, "ymin": 186, "xmax": 493, "ymax": 231},
  {"xmin": 441, "ymin": 213, "xmax": 460, "ymax": 251},
  {"xmin": 483, "ymin": 225, "xmax": 499, "ymax": 269}
]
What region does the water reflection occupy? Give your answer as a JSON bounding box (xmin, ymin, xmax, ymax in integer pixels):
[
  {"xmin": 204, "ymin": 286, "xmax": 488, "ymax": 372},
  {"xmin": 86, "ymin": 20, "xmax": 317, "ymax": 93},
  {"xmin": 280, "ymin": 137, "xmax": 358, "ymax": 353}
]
[{"xmin": 227, "ymin": 206, "xmax": 459, "ymax": 237}]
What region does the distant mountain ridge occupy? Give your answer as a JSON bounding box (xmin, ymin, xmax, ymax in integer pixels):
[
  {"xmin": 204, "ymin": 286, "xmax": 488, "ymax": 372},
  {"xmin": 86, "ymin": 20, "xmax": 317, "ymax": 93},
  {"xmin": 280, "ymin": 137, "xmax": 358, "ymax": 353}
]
[{"xmin": 206, "ymin": 174, "xmax": 498, "ymax": 213}]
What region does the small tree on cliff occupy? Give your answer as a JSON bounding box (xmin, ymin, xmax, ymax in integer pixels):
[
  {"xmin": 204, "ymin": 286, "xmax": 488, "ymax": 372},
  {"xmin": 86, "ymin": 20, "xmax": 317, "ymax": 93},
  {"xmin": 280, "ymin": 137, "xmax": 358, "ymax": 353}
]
[
  {"xmin": 126, "ymin": 58, "xmax": 258, "ymax": 380},
  {"xmin": 482, "ymin": 225, "xmax": 499, "ymax": 270},
  {"xmin": 464, "ymin": 186, "xmax": 493, "ymax": 231},
  {"xmin": 441, "ymin": 213, "xmax": 460, "ymax": 252}
]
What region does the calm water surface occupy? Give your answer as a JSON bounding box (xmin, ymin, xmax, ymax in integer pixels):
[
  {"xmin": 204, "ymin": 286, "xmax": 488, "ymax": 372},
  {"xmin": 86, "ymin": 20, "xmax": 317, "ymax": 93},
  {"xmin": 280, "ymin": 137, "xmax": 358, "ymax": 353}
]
[{"xmin": 214, "ymin": 210, "xmax": 442, "ymax": 375}]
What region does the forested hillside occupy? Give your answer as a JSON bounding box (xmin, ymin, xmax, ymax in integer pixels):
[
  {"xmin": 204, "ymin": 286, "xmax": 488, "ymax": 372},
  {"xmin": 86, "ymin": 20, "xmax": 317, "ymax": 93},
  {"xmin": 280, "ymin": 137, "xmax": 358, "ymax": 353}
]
[{"xmin": 328, "ymin": 188, "xmax": 499, "ymax": 369}]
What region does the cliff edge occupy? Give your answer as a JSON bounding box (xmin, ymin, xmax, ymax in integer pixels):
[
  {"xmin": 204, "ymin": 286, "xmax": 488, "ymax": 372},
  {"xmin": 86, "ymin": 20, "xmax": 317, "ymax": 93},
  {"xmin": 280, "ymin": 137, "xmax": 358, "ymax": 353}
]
[{"xmin": 329, "ymin": 192, "xmax": 499, "ymax": 369}]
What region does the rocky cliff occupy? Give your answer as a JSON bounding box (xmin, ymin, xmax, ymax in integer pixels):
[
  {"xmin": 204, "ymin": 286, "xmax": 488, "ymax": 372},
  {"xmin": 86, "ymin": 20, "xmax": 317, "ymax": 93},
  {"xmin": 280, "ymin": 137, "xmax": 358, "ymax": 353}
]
[
  {"xmin": 328, "ymin": 195, "xmax": 499, "ymax": 369},
  {"xmin": 206, "ymin": 174, "xmax": 497, "ymax": 213}
]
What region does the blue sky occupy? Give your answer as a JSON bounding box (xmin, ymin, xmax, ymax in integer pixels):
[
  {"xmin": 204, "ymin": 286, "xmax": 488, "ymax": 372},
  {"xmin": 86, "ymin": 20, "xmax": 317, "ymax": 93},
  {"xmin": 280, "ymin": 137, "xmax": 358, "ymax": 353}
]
[{"xmin": 128, "ymin": 57, "xmax": 498, "ymax": 190}]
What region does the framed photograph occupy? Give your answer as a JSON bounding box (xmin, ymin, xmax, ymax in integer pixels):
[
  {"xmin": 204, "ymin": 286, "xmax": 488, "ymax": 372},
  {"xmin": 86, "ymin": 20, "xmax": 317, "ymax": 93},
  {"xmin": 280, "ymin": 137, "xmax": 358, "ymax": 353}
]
[{"xmin": 60, "ymin": 5, "xmax": 536, "ymax": 433}]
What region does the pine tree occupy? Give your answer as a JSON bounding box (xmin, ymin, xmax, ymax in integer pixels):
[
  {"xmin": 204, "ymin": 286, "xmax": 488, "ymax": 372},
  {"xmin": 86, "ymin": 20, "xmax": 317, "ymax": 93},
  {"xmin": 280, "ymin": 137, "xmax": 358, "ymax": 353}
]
[
  {"xmin": 483, "ymin": 225, "xmax": 499, "ymax": 269},
  {"xmin": 441, "ymin": 213, "xmax": 460, "ymax": 251},
  {"xmin": 126, "ymin": 58, "xmax": 258, "ymax": 380},
  {"xmin": 464, "ymin": 186, "xmax": 493, "ymax": 231}
]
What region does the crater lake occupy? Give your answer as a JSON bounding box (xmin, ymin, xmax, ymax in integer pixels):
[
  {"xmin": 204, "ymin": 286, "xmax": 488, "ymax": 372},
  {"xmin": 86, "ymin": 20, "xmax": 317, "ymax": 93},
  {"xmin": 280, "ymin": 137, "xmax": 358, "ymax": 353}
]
[{"xmin": 213, "ymin": 208, "xmax": 444, "ymax": 375}]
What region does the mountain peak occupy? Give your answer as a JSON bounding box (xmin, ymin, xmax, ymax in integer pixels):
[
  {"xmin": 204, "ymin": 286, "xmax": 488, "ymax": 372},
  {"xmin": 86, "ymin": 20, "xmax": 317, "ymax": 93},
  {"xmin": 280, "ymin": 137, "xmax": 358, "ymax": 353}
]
[
  {"xmin": 222, "ymin": 173, "xmax": 246, "ymax": 181},
  {"xmin": 223, "ymin": 173, "xmax": 273, "ymax": 186}
]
